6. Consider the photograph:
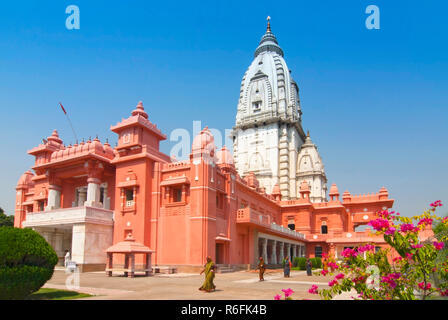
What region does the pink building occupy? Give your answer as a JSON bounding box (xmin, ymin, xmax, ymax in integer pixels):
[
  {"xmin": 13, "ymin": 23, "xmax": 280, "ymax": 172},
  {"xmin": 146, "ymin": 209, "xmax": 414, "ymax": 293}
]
[
  {"xmin": 14, "ymin": 21, "xmax": 397, "ymax": 273},
  {"xmin": 14, "ymin": 101, "xmax": 394, "ymax": 272}
]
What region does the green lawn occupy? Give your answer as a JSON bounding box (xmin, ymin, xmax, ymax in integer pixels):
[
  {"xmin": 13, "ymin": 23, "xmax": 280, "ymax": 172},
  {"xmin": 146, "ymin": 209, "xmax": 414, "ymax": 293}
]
[{"xmin": 26, "ymin": 288, "xmax": 92, "ymax": 300}]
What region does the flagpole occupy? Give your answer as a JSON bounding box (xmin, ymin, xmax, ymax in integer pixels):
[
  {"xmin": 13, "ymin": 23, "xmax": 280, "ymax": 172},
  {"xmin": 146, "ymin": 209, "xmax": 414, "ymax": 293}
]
[{"xmin": 59, "ymin": 102, "xmax": 78, "ymax": 142}]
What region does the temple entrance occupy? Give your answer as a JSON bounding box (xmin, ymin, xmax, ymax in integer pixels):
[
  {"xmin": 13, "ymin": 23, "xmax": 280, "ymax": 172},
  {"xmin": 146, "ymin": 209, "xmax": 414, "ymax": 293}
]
[
  {"xmin": 32, "ymin": 226, "xmax": 72, "ymax": 266},
  {"xmin": 216, "ymin": 243, "xmax": 225, "ymax": 264}
]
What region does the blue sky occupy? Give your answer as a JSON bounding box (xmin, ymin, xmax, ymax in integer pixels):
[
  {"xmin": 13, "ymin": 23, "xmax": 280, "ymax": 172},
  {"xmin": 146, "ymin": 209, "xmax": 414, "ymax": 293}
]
[{"xmin": 0, "ymin": 0, "xmax": 447, "ymax": 218}]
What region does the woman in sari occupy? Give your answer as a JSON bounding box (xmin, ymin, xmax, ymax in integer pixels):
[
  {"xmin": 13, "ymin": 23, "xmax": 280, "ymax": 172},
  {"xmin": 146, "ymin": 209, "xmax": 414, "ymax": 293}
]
[
  {"xmin": 306, "ymin": 258, "xmax": 312, "ymax": 276},
  {"xmin": 284, "ymin": 256, "xmax": 291, "ymax": 278},
  {"xmin": 199, "ymin": 256, "xmax": 216, "ymax": 292},
  {"xmin": 256, "ymin": 257, "xmax": 266, "ymax": 281}
]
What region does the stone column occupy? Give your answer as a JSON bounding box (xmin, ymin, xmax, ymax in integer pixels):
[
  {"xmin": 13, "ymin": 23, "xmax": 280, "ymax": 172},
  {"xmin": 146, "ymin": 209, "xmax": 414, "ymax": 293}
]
[
  {"xmin": 78, "ymin": 187, "xmax": 87, "ymax": 207},
  {"xmin": 270, "ymin": 240, "xmax": 277, "ymax": 264},
  {"xmin": 46, "ymin": 185, "xmax": 61, "ymax": 211},
  {"xmin": 278, "ymin": 242, "xmax": 284, "ymax": 263},
  {"xmin": 86, "ymin": 178, "xmax": 101, "ymax": 207},
  {"xmin": 285, "ymin": 243, "xmax": 291, "ymax": 260},
  {"xmin": 106, "ymin": 253, "xmax": 113, "ymax": 277},
  {"xmin": 261, "ymin": 238, "xmax": 268, "ymax": 264},
  {"xmin": 295, "ymin": 245, "xmax": 299, "ymax": 258}
]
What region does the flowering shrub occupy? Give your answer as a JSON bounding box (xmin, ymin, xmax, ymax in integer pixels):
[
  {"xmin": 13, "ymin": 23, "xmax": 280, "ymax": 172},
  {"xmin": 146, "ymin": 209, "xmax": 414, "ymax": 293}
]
[
  {"xmin": 309, "ymin": 201, "xmax": 448, "ymax": 300},
  {"xmin": 274, "ymin": 288, "xmax": 294, "ymax": 300}
]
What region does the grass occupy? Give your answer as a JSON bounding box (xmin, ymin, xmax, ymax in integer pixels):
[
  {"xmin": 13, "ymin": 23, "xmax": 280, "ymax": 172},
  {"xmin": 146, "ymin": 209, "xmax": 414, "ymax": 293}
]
[{"xmin": 26, "ymin": 288, "xmax": 92, "ymax": 300}]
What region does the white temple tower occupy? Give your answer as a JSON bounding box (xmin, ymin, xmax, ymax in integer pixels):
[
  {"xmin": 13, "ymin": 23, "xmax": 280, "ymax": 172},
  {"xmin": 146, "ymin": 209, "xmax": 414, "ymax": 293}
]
[{"xmin": 232, "ymin": 18, "xmax": 327, "ymax": 201}]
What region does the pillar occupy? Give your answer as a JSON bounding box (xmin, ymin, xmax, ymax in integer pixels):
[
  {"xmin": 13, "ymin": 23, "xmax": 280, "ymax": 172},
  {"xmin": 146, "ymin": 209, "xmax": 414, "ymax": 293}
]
[
  {"xmin": 46, "ymin": 185, "xmax": 61, "ymax": 211},
  {"xmin": 129, "ymin": 253, "xmax": 135, "ymax": 278},
  {"xmin": 270, "ymin": 240, "xmax": 277, "ymax": 264},
  {"xmin": 107, "ymin": 253, "xmax": 113, "ymax": 277},
  {"xmin": 78, "ymin": 187, "xmax": 87, "ymax": 207},
  {"xmin": 86, "ymin": 178, "xmax": 101, "ymax": 207},
  {"xmin": 278, "ymin": 242, "xmax": 284, "ymax": 263},
  {"xmin": 124, "ymin": 254, "xmax": 129, "ymax": 277},
  {"xmin": 145, "ymin": 253, "xmax": 152, "ymax": 276},
  {"xmin": 261, "ymin": 238, "xmax": 268, "ymax": 264},
  {"xmin": 285, "ymin": 243, "xmax": 291, "ymax": 260}
]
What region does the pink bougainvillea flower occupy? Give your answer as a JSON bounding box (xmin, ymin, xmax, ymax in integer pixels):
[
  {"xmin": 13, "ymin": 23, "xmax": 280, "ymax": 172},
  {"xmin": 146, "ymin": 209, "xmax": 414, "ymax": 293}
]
[
  {"xmin": 378, "ymin": 210, "xmax": 395, "ymax": 219},
  {"xmin": 341, "ymin": 248, "xmax": 358, "ymax": 258},
  {"xmin": 321, "ymin": 269, "xmax": 329, "ymax": 276},
  {"xmin": 274, "ymin": 294, "xmax": 282, "ymax": 300},
  {"xmin": 381, "ymin": 275, "xmax": 397, "ymax": 289},
  {"xmin": 328, "ymin": 280, "xmax": 338, "ymax": 287},
  {"xmin": 335, "ymin": 273, "xmax": 345, "ymax": 280},
  {"xmin": 433, "ymin": 241, "xmax": 444, "ymax": 250},
  {"xmin": 308, "ymin": 285, "xmax": 319, "ymax": 294},
  {"xmin": 440, "ymin": 289, "xmax": 448, "ymax": 296},
  {"xmin": 406, "ymin": 253, "xmax": 413, "ymax": 260},
  {"xmin": 282, "ymin": 288, "xmax": 294, "ymax": 298},
  {"xmin": 418, "ymin": 218, "xmax": 433, "ymax": 226},
  {"xmin": 368, "ymin": 218, "xmax": 390, "ymax": 231},
  {"xmin": 411, "ymin": 244, "xmax": 423, "ymax": 249},
  {"xmin": 417, "ymin": 282, "xmax": 430, "ymax": 290},
  {"xmin": 358, "ymin": 244, "xmax": 375, "ymax": 253},
  {"xmin": 385, "ymin": 227, "xmax": 396, "ymax": 235},
  {"xmin": 400, "ymin": 223, "xmax": 416, "ymax": 233},
  {"xmin": 328, "ymin": 262, "xmax": 339, "ymax": 269},
  {"xmin": 392, "ymin": 256, "xmax": 402, "ymax": 263},
  {"xmin": 430, "ymin": 200, "xmax": 442, "ymax": 208}
]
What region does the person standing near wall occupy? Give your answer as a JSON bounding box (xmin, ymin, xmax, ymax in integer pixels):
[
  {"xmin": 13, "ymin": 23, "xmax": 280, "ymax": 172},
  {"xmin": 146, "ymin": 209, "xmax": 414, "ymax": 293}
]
[
  {"xmin": 306, "ymin": 258, "xmax": 312, "ymax": 276},
  {"xmin": 257, "ymin": 257, "xmax": 266, "ymax": 281}
]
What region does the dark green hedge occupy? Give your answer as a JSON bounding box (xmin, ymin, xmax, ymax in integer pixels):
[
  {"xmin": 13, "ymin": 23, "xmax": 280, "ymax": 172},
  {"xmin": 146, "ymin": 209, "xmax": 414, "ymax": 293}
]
[
  {"xmin": 292, "ymin": 257, "xmax": 322, "ymax": 270},
  {"xmin": 293, "ymin": 257, "xmax": 307, "ymax": 270},
  {"xmin": 311, "ymin": 257, "xmax": 322, "ymax": 269},
  {"xmin": 0, "ymin": 227, "xmax": 58, "ymax": 300}
]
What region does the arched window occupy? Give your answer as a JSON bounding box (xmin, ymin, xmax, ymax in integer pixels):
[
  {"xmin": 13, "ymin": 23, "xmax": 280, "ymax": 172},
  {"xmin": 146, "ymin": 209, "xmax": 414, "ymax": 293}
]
[{"xmin": 321, "ymin": 221, "xmax": 328, "ymax": 234}]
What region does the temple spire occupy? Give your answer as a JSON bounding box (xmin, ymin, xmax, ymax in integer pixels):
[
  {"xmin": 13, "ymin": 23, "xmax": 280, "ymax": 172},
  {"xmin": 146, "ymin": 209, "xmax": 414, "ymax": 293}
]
[{"xmin": 266, "ymin": 16, "xmax": 271, "ymax": 32}]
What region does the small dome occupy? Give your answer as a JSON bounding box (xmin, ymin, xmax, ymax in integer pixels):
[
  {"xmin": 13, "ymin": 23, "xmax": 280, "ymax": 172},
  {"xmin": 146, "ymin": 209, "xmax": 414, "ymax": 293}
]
[
  {"xmin": 47, "ymin": 129, "xmax": 63, "ymax": 145},
  {"xmin": 272, "ymin": 183, "xmax": 281, "ymax": 195},
  {"xmin": 17, "ymin": 171, "xmax": 34, "ymax": 188},
  {"xmin": 299, "ymin": 180, "xmax": 310, "ymax": 192},
  {"xmin": 216, "ymin": 146, "xmax": 234, "ymax": 165},
  {"xmin": 131, "ymin": 101, "xmax": 148, "ymax": 119},
  {"xmin": 192, "ymin": 127, "xmax": 216, "ymax": 156},
  {"xmin": 329, "ymin": 183, "xmax": 339, "ymax": 196}
]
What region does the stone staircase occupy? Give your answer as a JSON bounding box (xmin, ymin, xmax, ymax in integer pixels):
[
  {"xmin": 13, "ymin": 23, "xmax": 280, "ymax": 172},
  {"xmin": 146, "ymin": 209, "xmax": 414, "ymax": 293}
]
[{"xmin": 216, "ymin": 264, "xmax": 237, "ymax": 273}]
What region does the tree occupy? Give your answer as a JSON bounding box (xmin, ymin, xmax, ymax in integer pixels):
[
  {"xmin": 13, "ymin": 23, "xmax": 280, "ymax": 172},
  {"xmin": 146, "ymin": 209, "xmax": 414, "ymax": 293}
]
[
  {"xmin": 0, "ymin": 227, "xmax": 58, "ymax": 299},
  {"xmin": 0, "ymin": 207, "xmax": 14, "ymax": 227}
]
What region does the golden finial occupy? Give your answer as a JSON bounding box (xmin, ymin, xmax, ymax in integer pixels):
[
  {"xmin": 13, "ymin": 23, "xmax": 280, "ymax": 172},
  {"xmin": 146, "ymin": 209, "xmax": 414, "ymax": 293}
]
[{"xmin": 267, "ymin": 16, "xmax": 271, "ymax": 32}]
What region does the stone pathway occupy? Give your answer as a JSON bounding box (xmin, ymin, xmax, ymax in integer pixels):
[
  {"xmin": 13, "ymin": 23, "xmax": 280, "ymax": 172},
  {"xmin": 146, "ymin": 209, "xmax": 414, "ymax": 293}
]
[
  {"xmin": 43, "ymin": 269, "xmax": 334, "ymax": 300},
  {"xmin": 42, "ymin": 283, "xmax": 134, "ymax": 297}
]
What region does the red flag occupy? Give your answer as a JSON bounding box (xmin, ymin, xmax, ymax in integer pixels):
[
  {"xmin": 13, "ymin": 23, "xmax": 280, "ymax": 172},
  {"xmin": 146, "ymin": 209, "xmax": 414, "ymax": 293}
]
[{"xmin": 59, "ymin": 102, "xmax": 67, "ymax": 115}]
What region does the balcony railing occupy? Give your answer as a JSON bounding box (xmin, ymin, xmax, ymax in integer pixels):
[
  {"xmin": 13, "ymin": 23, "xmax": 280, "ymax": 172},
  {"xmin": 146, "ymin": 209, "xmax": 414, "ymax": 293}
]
[
  {"xmin": 22, "ymin": 206, "xmax": 114, "ymax": 227},
  {"xmin": 236, "ymin": 208, "xmax": 305, "ymax": 240}
]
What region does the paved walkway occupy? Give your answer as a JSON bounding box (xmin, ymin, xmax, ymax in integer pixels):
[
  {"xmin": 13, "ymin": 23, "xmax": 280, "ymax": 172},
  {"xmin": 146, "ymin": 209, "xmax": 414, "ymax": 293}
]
[{"xmin": 45, "ymin": 269, "xmax": 336, "ymax": 300}]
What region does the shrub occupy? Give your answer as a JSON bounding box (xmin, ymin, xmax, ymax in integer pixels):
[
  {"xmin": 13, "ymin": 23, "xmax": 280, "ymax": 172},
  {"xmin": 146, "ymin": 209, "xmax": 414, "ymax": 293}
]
[
  {"xmin": 311, "ymin": 257, "xmax": 322, "ymax": 269},
  {"xmin": 0, "ymin": 227, "xmax": 58, "ymax": 300},
  {"xmin": 294, "ymin": 257, "xmax": 307, "ymax": 270}
]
